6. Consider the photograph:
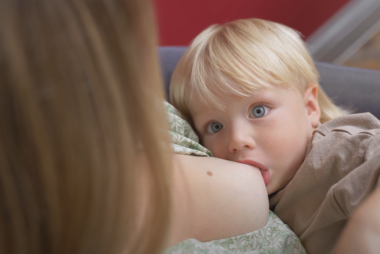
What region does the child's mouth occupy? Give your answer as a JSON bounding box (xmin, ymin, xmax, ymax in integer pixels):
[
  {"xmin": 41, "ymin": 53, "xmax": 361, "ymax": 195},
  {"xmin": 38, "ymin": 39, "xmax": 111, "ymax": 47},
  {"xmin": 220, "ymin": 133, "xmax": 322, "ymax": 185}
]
[
  {"xmin": 236, "ymin": 160, "xmax": 270, "ymax": 186},
  {"xmin": 259, "ymin": 169, "xmax": 270, "ymax": 187}
]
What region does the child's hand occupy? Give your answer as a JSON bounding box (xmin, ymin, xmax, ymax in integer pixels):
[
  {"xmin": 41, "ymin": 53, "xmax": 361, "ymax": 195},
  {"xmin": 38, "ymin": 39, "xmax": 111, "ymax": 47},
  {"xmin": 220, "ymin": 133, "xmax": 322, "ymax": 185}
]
[{"xmin": 334, "ymin": 186, "xmax": 380, "ymax": 253}]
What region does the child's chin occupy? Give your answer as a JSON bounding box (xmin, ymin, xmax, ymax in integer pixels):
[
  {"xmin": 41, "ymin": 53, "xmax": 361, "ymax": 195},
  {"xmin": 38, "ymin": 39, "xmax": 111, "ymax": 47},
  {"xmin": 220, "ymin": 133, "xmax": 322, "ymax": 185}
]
[{"xmin": 266, "ymin": 183, "xmax": 277, "ymax": 196}]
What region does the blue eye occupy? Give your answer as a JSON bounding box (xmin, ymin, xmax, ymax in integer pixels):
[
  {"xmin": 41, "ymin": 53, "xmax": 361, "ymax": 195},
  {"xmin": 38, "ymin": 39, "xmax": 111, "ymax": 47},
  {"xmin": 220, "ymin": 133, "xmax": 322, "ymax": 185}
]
[
  {"xmin": 206, "ymin": 122, "xmax": 223, "ymax": 133},
  {"xmin": 250, "ymin": 105, "xmax": 270, "ymax": 118}
]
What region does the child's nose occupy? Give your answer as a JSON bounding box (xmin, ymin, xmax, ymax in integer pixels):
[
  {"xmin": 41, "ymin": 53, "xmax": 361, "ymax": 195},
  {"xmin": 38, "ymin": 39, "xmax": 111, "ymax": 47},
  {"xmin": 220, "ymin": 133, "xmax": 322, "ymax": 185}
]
[{"xmin": 228, "ymin": 128, "xmax": 255, "ymax": 153}]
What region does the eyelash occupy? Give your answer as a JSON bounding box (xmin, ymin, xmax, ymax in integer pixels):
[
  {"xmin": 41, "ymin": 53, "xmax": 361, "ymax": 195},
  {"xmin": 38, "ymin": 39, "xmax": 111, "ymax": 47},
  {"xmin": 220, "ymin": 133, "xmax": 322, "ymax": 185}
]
[
  {"xmin": 205, "ymin": 121, "xmax": 223, "ymax": 134},
  {"xmin": 202, "ymin": 104, "xmax": 271, "ymax": 134},
  {"xmin": 249, "ymin": 104, "xmax": 271, "ymax": 119}
]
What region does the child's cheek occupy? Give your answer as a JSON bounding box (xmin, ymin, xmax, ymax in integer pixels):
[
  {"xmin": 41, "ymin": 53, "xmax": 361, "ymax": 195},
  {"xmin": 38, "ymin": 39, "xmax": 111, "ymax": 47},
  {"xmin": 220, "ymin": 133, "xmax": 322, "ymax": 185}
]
[
  {"xmin": 204, "ymin": 137, "xmax": 226, "ymax": 160},
  {"xmin": 202, "ymin": 136, "xmax": 212, "ymax": 150},
  {"xmin": 203, "ymin": 137, "xmax": 216, "ymax": 153}
]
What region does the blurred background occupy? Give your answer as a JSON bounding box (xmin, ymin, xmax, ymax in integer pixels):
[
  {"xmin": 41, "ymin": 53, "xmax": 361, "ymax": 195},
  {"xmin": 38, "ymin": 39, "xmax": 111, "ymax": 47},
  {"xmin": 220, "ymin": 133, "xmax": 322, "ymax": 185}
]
[{"xmin": 153, "ymin": 0, "xmax": 380, "ymax": 71}]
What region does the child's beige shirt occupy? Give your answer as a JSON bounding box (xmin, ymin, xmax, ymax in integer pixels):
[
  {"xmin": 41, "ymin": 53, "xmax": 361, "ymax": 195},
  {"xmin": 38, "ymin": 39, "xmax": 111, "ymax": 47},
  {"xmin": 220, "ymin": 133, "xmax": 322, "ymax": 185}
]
[{"xmin": 270, "ymin": 113, "xmax": 380, "ymax": 254}]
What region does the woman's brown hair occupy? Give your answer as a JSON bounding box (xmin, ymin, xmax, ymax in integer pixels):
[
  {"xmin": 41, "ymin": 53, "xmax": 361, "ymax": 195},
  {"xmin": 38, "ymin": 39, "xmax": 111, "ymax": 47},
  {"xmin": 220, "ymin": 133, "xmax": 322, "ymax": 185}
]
[{"xmin": 0, "ymin": 0, "xmax": 171, "ymax": 254}]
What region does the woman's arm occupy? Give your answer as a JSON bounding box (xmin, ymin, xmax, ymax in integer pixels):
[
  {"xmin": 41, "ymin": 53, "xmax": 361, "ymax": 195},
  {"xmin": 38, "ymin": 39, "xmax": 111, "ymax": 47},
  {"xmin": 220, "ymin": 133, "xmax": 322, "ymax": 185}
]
[
  {"xmin": 334, "ymin": 186, "xmax": 380, "ymax": 254},
  {"xmin": 166, "ymin": 154, "xmax": 269, "ymax": 247}
]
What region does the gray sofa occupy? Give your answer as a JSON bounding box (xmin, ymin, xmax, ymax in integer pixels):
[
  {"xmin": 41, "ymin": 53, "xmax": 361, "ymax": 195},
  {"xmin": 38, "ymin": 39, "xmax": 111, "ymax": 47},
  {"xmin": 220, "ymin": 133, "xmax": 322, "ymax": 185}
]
[{"xmin": 159, "ymin": 46, "xmax": 380, "ymax": 119}]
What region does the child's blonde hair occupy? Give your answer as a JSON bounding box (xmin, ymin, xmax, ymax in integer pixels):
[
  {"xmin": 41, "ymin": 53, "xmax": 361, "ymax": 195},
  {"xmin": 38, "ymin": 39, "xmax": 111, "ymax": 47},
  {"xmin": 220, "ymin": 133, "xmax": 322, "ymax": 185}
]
[{"xmin": 170, "ymin": 18, "xmax": 344, "ymax": 124}]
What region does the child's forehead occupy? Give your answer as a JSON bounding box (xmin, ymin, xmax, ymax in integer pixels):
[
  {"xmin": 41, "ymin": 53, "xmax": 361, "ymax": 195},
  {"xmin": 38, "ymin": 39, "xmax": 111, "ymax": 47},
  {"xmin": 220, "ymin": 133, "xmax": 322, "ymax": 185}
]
[
  {"xmin": 188, "ymin": 86, "xmax": 277, "ymax": 111},
  {"xmin": 188, "ymin": 90, "xmax": 260, "ymax": 116},
  {"xmin": 188, "ymin": 85, "xmax": 301, "ymax": 116}
]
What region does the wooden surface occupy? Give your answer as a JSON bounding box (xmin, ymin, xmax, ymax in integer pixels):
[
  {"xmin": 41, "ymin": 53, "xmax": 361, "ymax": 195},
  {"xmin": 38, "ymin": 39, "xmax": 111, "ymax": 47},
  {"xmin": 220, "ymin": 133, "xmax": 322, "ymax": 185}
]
[{"xmin": 343, "ymin": 30, "xmax": 380, "ymax": 71}]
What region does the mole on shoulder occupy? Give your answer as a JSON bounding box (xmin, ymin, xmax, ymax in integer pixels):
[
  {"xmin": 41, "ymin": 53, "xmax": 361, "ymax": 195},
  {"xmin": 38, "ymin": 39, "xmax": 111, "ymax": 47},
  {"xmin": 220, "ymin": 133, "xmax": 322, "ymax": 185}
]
[{"xmin": 207, "ymin": 171, "xmax": 213, "ymax": 176}]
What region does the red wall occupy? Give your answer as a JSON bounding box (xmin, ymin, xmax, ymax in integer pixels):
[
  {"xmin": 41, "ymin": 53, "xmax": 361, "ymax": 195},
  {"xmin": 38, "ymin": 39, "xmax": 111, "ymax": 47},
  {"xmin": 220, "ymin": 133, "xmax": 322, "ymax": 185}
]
[{"xmin": 154, "ymin": 0, "xmax": 350, "ymax": 46}]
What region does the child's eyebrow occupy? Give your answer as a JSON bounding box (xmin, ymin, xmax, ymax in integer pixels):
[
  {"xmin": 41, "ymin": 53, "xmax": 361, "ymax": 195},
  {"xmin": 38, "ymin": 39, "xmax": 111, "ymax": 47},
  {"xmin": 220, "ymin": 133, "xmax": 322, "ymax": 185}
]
[
  {"xmin": 191, "ymin": 112, "xmax": 209, "ymax": 125},
  {"xmin": 190, "ymin": 107, "xmax": 204, "ymax": 115},
  {"xmin": 189, "ymin": 103, "xmax": 214, "ymax": 116}
]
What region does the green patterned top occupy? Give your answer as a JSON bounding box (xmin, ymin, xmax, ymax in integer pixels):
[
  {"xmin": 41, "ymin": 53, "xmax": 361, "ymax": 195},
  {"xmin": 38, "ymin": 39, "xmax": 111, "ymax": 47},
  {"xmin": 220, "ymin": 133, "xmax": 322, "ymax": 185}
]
[
  {"xmin": 165, "ymin": 211, "xmax": 305, "ymax": 254},
  {"xmin": 164, "ymin": 102, "xmax": 306, "ymax": 254},
  {"xmin": 165, "ymin": 102, "xmax": 212, "ymax": 157}
]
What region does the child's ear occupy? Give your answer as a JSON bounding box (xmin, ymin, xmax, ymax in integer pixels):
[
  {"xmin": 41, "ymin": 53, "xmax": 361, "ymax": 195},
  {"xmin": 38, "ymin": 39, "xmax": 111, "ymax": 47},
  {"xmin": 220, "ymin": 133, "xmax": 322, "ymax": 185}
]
[{"xmin": 304, "ymin": 85, "xmax": 321, "ymax": 128}]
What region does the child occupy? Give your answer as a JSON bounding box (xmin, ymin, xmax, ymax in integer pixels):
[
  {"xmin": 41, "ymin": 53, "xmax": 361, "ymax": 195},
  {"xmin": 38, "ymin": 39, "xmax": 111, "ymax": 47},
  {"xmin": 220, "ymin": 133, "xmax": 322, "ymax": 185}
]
[
  {"xmin": 165, "ymin": 102, "xmax": 306, "ymax": 254},
  {"xmin": 169, "ymin": 18, "xmax": 380, "ymax": 254}
]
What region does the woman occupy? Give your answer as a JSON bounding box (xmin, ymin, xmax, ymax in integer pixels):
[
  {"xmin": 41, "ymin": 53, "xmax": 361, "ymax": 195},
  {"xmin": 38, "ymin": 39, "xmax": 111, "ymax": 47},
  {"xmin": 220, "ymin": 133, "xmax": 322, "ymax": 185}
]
[
  {"xmin": 1, "ymin": 0, "xmax": 378, "ymax": 253},
  {"xmin": 0, "ymin": 0, "xmax": 266, "ymax": 253},
  {"xmin": 0, "ymin": 0, "xmax": 171, "ymax": 253}
]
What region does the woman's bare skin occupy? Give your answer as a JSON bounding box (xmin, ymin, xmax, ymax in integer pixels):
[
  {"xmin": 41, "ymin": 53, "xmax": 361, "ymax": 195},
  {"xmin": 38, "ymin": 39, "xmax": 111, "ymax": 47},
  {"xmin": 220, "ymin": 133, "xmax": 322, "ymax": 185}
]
[{"xmin": 166, "ymin": 154, "xmax": 269, "ymax": 247}]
